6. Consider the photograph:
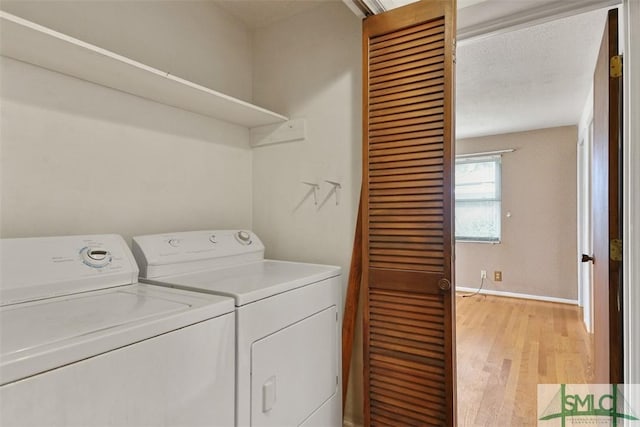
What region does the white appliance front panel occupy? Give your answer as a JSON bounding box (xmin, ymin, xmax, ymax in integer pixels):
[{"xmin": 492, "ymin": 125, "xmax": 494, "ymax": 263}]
[
  {"xmin": 144, "ymin": 260, "xmax": 341, "ymax": 306},
  {"xmin": 0, "ymin": 284, "xmax": 234, "ymax": 385},
  {"xmin": 0, "ymin": 314, "xmax": 235, "ymax": 427},
  {"xmin": 132, "ymin": 230, "xmax": 265, "ymax": 278},
  {"xmin": 0, "ymin": 234, "xmax": 138, "ymax": 305},
  {"xmin": 235, "ymin": 276, "xmax": 342, "ymax": 426},
  {"xmin": 251, "ymin": 306, "xmax": 337, "ymax": 426}
]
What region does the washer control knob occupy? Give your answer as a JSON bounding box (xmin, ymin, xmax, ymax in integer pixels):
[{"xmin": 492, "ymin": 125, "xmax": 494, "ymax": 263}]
[
  {"xmin": 81, "ymin": 247, "xmax": 112, "ymax": 268},
  {"xmin": 87, "ymin": 250, "xmax": 107, "ymax": 261},
  {"xmin": 168, "ymin": 239, "xmax": 181, "ymax": 248},
  {"xmin": 209, "ymin": 234, "xmax": 217, "ymax": 244},
  {"xmin": 236, "ymin": 231, "xmax": 252, "ymax": 245}
]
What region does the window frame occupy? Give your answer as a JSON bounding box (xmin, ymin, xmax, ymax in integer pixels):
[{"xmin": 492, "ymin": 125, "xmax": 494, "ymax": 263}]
[{"xmin": 454, "ymin": 155, "xmax": 502, "ymax": 243}]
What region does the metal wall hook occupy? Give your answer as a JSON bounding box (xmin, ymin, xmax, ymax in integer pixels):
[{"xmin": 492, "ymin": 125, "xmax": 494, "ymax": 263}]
[
  {"xmin": 324, "ymin": 180, "xmax": 342, "ymax": 205},
  {"xmin": 302, "ymin": 181, "xmax": 320, "ymax": 205}
]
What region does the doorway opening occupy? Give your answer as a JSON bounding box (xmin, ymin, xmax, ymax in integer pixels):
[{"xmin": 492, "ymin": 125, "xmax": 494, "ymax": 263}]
[{"xmin": 453, "ymin": 6, "xmax": 616, "ymax": 425}]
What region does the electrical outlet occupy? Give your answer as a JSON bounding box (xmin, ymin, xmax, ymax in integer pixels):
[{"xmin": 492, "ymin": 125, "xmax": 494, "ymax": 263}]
[
  {"xmin": 494, "ymin": 271, "xmax": 502, "ymax": 281},
  {"xmin": 480, "ymin": 270, "xmax": 487, "ymax": 279}
]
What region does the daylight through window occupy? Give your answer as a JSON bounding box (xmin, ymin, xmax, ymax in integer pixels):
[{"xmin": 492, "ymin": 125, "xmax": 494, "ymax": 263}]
[{"xmin": 455, "ymin": 155, "xmax": 501, "ymax": 242}]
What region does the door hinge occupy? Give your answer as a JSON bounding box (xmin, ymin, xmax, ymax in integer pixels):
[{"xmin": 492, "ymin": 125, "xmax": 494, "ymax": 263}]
[
  {"xmin": 610, "ymin": 238, "xmax": 623, "ymax": 262},
  {"xmin": 610, "ymin": 55, "xmax": 623, "ymax": 78}
]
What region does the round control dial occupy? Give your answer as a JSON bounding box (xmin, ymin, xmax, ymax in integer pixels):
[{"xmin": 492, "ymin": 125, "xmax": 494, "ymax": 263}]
[
  {"xmin": 80, "ymin": 247, "xmax": 112, "ymax": 268},
  {"xmin": 235, "ymin": 231, "xmax": 252, "ymax": 245}
]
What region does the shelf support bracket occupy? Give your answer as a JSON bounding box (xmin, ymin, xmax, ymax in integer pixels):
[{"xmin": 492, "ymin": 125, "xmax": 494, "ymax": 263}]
[{"xmin": 250, "ymin": 119, "xmax": 306, "ymax": 148}]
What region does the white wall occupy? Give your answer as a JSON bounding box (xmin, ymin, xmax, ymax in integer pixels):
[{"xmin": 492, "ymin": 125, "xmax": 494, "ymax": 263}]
[
  {"xmin": 0, "ymin": 2, "xmax": 255, "ymax": 243},
  {"xmin": 251, "ymin": 2, "xmax": 362, "ymax": 423},
  {"xmin": 0, "ymin": 57, "xmax": 252, "ymax": 242},
  {"xmin": 252, "ymin": 2, "xmax": 361, "ymax": 279}
]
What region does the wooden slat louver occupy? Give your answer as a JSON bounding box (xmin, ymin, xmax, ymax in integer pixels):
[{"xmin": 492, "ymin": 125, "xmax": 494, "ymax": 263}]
[{"xmin": 362, "ymin": 1, "xmax": 456, "ymax": 426}]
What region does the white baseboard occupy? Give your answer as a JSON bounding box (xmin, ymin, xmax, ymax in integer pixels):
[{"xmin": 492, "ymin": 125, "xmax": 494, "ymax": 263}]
[{"xmin": 456, "ymin": 286, "xmax": 578, "ymax": 305}]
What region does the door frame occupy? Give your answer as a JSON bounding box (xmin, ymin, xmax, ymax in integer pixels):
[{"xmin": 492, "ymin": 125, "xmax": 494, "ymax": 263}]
[
  {"xmin": 578, "ymin": 107, "xmax": 594, "ymax": 334},
  {"xmin": 622, "ymin": 0, "xmax": 640, "ymax": 387}
]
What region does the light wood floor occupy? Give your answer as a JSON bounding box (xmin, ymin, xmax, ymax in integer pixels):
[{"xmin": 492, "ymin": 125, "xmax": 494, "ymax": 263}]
[{"xmin": 456, "ymin": 294, "xmax": 593, "ymax": 426}]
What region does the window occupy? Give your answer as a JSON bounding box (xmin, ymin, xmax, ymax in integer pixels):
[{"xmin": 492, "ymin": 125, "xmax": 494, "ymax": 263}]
[{"xmin": 455, "ymin": 156, "xmax": 501, "ymax": 242}]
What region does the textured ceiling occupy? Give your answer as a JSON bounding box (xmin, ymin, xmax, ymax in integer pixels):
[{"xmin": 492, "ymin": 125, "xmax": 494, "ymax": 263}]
[{"xmin": 456, "ymin": 8, "xmax": 607, "ymax": 139}]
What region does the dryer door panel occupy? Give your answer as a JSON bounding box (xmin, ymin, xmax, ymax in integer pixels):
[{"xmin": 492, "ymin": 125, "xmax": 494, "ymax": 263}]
[{"xmin": 251, "ymin": 305, "xmax": 338, "ymax": 426}]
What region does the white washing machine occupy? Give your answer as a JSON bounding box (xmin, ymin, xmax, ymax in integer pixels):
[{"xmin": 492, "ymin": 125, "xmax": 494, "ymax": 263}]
[
  {"xmin": 0, "ymin": 234, "xmax": 235, "ymax": 427},
  {"xmin": 132, "ymin": 230, "xmax": 342, "ymax": 427}
]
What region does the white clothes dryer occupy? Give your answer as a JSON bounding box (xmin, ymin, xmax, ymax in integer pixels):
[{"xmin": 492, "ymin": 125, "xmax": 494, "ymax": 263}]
[
  {"xmin": 0, "ymin": 234, "xmax": 235, "ymax": 427},
  {"xmin": 132, "ymin": 230, "xmax": 342, "ymax": 427}
]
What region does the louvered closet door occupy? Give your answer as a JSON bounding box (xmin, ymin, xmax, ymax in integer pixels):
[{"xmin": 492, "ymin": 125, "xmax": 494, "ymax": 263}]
[{"xmin": 362, "ymin": 1, "xmax": 456, "ymax": 425}]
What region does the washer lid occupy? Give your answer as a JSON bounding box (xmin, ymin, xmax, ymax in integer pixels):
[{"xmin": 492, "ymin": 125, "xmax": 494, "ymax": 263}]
[
  {"xmin": 145, "ymin": 260, "xmax": 341, "ymax": 306},
  {"xmin": 0, "ymin": 284, "xmax": 234, "ymax": 385}
]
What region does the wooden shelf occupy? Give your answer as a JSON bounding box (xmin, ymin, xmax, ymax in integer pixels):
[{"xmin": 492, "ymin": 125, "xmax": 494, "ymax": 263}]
[{"xmin": 0, "ymin": 12, "xmax": 288, "ymax": 128}]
